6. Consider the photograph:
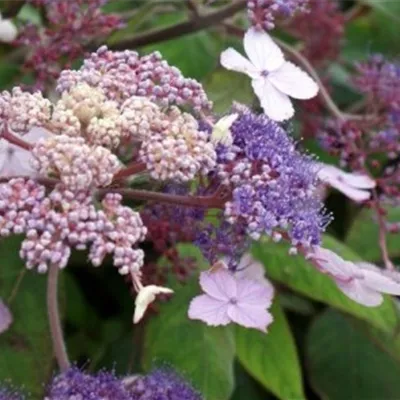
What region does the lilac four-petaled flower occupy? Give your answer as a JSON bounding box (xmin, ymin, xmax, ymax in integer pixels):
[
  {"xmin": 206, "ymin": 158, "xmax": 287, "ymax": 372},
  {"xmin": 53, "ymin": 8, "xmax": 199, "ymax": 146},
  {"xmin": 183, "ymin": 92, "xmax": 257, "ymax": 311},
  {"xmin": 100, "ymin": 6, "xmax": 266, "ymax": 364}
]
[{"xmin": 188, "ymin": 268, "xmax": 274, "ymax": 332}]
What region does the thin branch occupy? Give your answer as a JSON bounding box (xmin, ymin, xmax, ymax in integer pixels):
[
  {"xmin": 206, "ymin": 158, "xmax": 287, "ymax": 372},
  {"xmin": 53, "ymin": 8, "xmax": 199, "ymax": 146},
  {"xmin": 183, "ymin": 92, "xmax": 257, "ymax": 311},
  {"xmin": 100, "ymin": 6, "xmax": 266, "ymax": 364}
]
[
  {"xmin": 371, "ymin": 190, "xmax": 394, "ymax": 270},
  {"xmin": 108, "ymin": 0, "xmax": 246, "ymax": 50},
  {"xmin": 113, "ymin": 162, "xmax": 147, "ymax": 181},
  {"xmin": 47, "ymin": 265, "xmax": 70, "ymax": 372},
  {"xmin": 99, "ymin": 187, "xmax": 227, "ymax": 209},
  {"xmin": 2, "ymin": 127, "xmax": 33, "ymax": 151}
]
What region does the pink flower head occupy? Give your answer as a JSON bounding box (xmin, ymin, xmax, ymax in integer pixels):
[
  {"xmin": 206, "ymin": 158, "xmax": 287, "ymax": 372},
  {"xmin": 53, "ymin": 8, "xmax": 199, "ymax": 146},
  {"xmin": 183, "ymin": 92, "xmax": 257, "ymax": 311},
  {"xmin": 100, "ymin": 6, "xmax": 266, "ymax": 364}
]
[
  {"xmin": 312, "ymin": 247, "xmax": 400, "ymax": 306},
  {"xmin": 188, "ymin": 267, "xmax": 274, "ymax": 332},
  {"xmin": 317, "ymin": 163, "xmax": 376, "ymax": 202},
  {"xmin": 0, "ymin": 298, "xmax": 12, "ymax": 334}
]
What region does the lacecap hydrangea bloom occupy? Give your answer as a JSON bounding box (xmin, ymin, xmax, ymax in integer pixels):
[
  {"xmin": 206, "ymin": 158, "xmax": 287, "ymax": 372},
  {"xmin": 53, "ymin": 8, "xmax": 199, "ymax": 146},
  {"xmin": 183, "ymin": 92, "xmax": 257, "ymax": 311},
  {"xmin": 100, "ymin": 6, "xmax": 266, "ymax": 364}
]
[{"xmin": 0, "ymin": 29, "xmax": 395, "ymax": 338}]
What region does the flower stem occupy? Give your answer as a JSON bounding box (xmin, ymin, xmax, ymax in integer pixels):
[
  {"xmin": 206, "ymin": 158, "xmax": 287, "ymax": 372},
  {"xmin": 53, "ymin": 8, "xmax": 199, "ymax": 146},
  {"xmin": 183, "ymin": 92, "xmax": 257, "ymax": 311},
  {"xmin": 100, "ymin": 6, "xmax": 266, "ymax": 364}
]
[
  {"xmin": 47, "ymin": 265, "xmax": 70, "ymax": 372},
  {"xmin": 2, "ymin": 126, "xmax": 33, "ymax": 151}
]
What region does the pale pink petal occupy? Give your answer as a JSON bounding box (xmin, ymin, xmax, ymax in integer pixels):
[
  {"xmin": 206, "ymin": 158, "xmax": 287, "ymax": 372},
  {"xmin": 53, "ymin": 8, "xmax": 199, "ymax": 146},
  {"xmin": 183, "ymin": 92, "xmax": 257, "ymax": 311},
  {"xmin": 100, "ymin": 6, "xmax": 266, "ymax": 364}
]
[
  {"xmin": 227, "ymin": 303, "xmax": 273, "ymax": 332},
  {"xmin": 268, "ymin": 61, "xmax": 319, "ymax": 99},
  {"xmin": 0, "ymin": 299, "xmax": 12, "ymax": 334},
  {"xmin": 0, "ymin": 140, "xmax": 7, "ymax": 171},
  {"xmin": 235, "ymin": 253, "xmax": 267, "ymax": 283},
  {"xmin": 244, "ymin": 28, "xmax": 285, "ymax": 72},
  {"xmin": 236, "ymin": 277, "xmax": 274, "ymax": 307},
  {"xmin": 199, "ymin": 269, "xmax": 236, "ymax": 301},
  {"xmin": 362, "ymin": 269, "xmax": 400, "ymax": 296},
  {"xmin": 312, "ymin": 247, "xmax": 354, "ymax": 280},
  {"xmin": 251, "ymin": 78, "xmax": 294, "ymax": 121},
  {"xmin": 220, "ymin": 48, "xmax": 258, "ymax": 79},
  {"xmin": 339, "ymin": 172, "xmax": 376, "ymax": 190},
  {"xmin": 317, "ymin": 165, "xmax": 374, "ymax": 202},
  {"xmin": 0, "ymin": 19, "xmax": 17, "ymax": 43},
  {"xmin": 337, "ymin": 280, "xmax": 383, "ymax": 307},
  {"xmin": 188, "ymin": 294, "xmax": 230, "ymax": 326}
]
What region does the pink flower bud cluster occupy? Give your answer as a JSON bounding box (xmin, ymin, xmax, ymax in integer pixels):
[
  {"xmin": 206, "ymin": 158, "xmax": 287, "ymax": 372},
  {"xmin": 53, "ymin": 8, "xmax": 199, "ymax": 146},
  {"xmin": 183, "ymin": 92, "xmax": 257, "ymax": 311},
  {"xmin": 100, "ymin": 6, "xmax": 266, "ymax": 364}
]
[
  {"xmin": 0, "ymin": 88, "xmax": 51, "ymax": 134},
  {"xmin": 17, "ymin": 0, "xmax": 122, "ymax": 88},
  {"xmin": 0, "ymin": 179, "xmax": 147, "ymax": 273},
  {"xmin": 139, "ymin": 107, "xmax": 216, "ymax": 182},
  {"xmin": 31, "ymin": 135, "xmax": 121, "ymax": 191},
  {"xmin": 57, "ymin": 46, "xmax": 212, "ymax": 113}
]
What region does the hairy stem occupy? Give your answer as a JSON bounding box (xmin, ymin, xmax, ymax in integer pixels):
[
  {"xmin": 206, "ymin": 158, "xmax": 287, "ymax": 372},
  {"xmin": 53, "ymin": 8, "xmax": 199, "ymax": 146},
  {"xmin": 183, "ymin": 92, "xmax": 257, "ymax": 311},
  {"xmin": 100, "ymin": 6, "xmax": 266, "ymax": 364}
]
[
  {"xmin": 108, "ymin": 0, "xmax": 246, "ymax": 50},
  {"xmin": 100, "ymin": 187, "xmax": 227, "ymax": 209},
  {"xmin": 371, "ymin": 190, "xmax": 394, "ymax": 270},
  {"xmin": 2, "ymin": 127, "xmax": 33, "ymax": 151},
  {"xmin": 113, "ymin": 162, "xmax": 147, "ymax": 181},
  {"xmin": 47, "ymin": 265, "xmax": 70, "ymax": 372}
]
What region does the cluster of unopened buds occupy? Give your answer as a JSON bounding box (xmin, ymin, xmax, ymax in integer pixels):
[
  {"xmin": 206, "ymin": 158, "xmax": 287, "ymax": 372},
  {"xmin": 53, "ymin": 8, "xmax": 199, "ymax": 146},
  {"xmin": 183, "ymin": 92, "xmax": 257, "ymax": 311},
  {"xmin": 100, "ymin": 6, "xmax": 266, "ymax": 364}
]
[{"xmin": 1, "ymin": 24, "xmax": 400, "ymax": 338}]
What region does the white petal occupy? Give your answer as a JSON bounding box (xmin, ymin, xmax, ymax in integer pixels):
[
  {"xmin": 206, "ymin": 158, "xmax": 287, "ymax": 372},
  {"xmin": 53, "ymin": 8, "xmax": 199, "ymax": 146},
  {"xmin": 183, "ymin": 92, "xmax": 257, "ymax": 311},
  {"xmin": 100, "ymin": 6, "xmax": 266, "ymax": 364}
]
[
  {"xmin": 252, "ymin": 78, "xmax": 294, "ymax": 121},
  {"xmin": 133, "ymin": 285, "xmax": 173, "ymax": 323},
  {"xmin": 268, "ymin": 61, "xmax": 319, "ymax": 99},
  {"xmin": 220, "ymin": 48, "xmax": 258, "ymax": 78},
  {"xmin": 244, "ymin": 28, "xmax": 285, "ymax": 72},
  {"xmin": 339, "ymin": 172, "xmax": 376, "ymax": 190},
  {"xmin": 188, "ymin": 295, "xmax": 230, "ymax": 326},
  {"xmin": 210, "ymin": 113, "xmax": 238, "ymax": 146},
  {"xmin": 0, "ymin": 20, "xmax": 17, "ymax": 43},
  {"xmin": 362, "ymin": 269, "xmax": 400, "ymax": 296},
  {"xmin": 337, "ymin": 280, "xmax": 383, "ymax": 307}
]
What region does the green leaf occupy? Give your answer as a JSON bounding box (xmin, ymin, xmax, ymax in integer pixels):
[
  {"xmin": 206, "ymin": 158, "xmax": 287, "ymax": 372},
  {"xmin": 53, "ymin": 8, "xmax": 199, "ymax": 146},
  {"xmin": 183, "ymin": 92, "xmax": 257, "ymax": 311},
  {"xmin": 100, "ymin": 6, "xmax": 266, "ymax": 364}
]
[
  {"xmin": 142, "ymin": 280, "xmax": 235, "ymax": 400},
  {"xmin": 307, "ymin": 310, "xmax": 400, "ymax": 400},
  {"xmin": 204, "ymin": 69, "xmax": 254, "ymax": 114},
  {"xmin": 252, "ymin": 235, "xmax": 400, "ymax": 333},
  {"xmin": 359, "ymin": 0, "xmax": 400, "ymax": 22},
  {"xmin": 235, "ymin": 300, "xmax": 305, "ymax": 400},
  {"xmin": 230, "ymin": 361, "xmax": 273, "ymax": 400},
  {"xmin": 346, "ymin": 207, "xmax": 400, "ymax": 262},
  {"xmin": 0, "ymin": 237, "xmax": 53, "ymax": 399}
]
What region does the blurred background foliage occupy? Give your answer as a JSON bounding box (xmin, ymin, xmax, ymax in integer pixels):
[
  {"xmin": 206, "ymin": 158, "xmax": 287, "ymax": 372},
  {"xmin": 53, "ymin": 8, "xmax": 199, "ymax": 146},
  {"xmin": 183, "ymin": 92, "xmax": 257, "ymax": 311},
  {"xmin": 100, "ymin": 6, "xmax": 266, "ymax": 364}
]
[{"xmin": 0, "ymin": 1, "xmax": 400, "ymax": 399}]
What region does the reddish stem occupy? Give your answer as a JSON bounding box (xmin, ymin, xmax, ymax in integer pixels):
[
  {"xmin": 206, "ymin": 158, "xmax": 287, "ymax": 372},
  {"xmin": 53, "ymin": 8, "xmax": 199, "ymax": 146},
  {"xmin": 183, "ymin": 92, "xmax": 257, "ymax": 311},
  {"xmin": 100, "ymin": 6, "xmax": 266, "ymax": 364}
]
[
  {"xmin": 2, "ymin": 127, "xmax": 33, "ymax": 151},
  {"xmin": 371, "ymin": 190, "xmax": 394, "ymax": 270},
  {"xmin": 113, "ymin": 162, "xmax": 147, "ymax": 181},
  {"xmin": 100, "ymin": 186, "xmax": 228, "ymax": 209}
]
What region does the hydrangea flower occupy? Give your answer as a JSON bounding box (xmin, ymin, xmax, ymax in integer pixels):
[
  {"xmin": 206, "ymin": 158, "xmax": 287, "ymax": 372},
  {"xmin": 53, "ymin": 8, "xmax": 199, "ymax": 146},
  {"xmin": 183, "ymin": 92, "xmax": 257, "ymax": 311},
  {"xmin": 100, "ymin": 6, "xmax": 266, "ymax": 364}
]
[
  {"xmin": 133, "ymin": 285, "xmax": 174, "ymax": 323},
  {"xmin": 0, "ymin": 298, "xmax": 12, "ymax": 334},
  {"xmin": 188, "ymin": 266, "xmax": 274, "ymax": 332},
  {"xmin": 45, "ymin": 367, "xmax": 131, "ymax": 400},
  {"xmin": 0, "ymin": 387, "xmax": 24, "ymax": 400},
  {"xmin": 129, "ymin": 369, "xmax": 202, "ymax": 400},
  {"xmin": 317, "ymin": 163, "xmax": 376, "ymax": 202},
  {"xmin": 220, "ymin": 28, "xmax": 318, "ymax": 121},
  {"xmin": 312, "ymin": 247, "xmax": 400, "ymax": 306}
]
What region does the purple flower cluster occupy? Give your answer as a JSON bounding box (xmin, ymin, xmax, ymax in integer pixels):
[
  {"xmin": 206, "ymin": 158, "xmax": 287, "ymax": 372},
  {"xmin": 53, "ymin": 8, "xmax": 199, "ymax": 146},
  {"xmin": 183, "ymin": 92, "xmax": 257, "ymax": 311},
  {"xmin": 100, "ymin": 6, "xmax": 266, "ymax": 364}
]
[
  {"xmin": 45, "ymin": 367, "xmax": 201, "ymax": 400},
  {"xmin": 218, "ymin": 108, "xmax": 329, "ymax": 247},
  {"xmin": 247, "ymin": 0, "xmax": 309, "ymax": 30},
  {"xmin": 0, "ymin": 387, "xmax": 24, "ymax": 400},
  {"xmin": 45, "ymin": 367, "xmax": 130, "ymax": 400},
  {"xmin": 57, "ymin": 46, "xmax": 211, "ymax": 113},
  {"xmin": 354, "ymin": 55, "xmax": 400, "ymax": 110},
  {"xmin": 129, "ymin": 369, "xmax": 202, "ymax": 400},
  {"xmin": 0, "ymin": 179, "xmax": 146, "ymax": 274}
]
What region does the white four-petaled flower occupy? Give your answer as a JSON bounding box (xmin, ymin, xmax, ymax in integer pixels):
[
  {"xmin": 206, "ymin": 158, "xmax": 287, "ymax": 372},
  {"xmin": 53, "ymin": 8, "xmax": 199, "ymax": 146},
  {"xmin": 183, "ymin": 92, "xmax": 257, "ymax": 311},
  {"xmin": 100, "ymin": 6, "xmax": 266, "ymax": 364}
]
[
  {"xmin": 312, "ymin": 247, "xmax": 400, "ymax": 307},
  {"xmin": 0, "ymin": 12, "xmax": 17, "ymax": 43},
  {"xmin": 317, "ymin": 163, "xmax": 376, "ymax": 202},
  {"xmin": 210, "ymin": 113, "xmax": 238, "ymax": 146},
  {"xmin": 133, "ymin": 285, "xmax": 174, "ymax": 323},
  {"xmin": 220, "ymin": 28, "xmax": 318, "ymax": 121}
]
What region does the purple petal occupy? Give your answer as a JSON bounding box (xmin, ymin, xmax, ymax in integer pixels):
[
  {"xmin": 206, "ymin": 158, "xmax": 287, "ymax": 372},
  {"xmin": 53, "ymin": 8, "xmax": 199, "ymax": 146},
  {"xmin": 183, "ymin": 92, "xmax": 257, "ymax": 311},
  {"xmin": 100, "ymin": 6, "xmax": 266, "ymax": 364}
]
[
  {"xmin": 227, "ymin": 303, "xmax": 273, "ymax": 332},
  {"xmin": 312, "ymin": 247, "xmax": 355, "ymax": 280},
  {"xmin": 188, "ymin": 294, "xmax": 230, "ymax": 326},
  {"xmin": 337, "ymin": 280, "xmax": 383, "ymax": 307},
  {"xmin": 236, "ymin": 277, "xmax": 274, "ymax": 307},
  {"xmin": 199, "ymin": 269, "xmax": 237, "ymax": 301},
  {"xmin": 0, "ymin": 299, "xmax": 12, "ymax": 334}
]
